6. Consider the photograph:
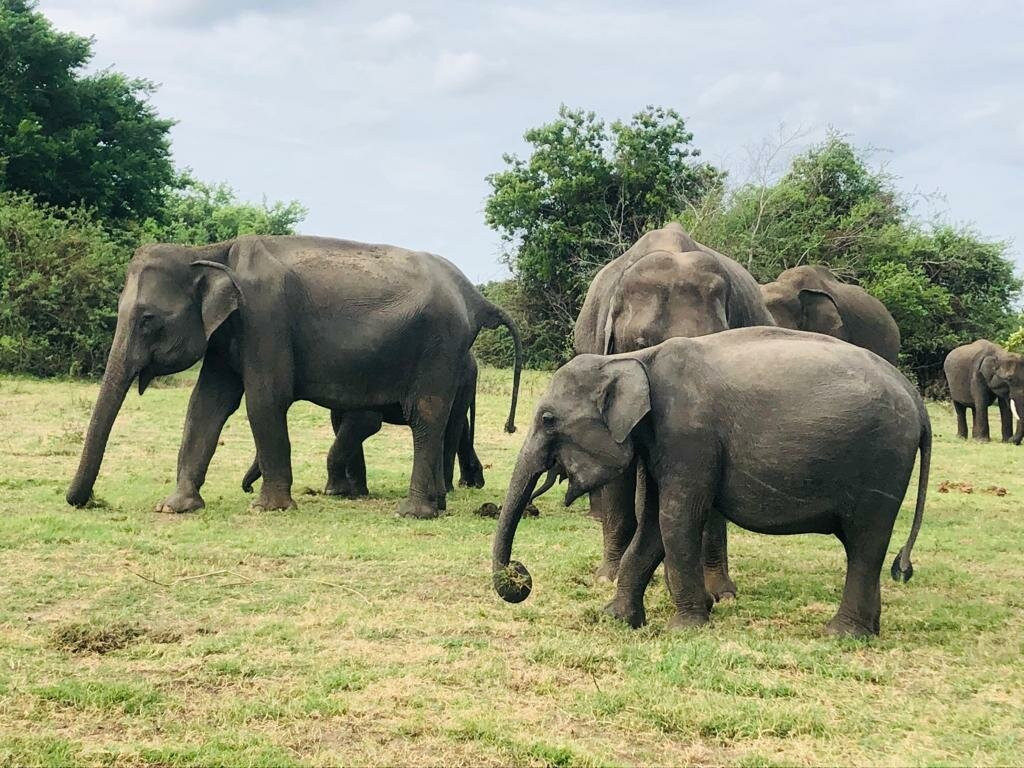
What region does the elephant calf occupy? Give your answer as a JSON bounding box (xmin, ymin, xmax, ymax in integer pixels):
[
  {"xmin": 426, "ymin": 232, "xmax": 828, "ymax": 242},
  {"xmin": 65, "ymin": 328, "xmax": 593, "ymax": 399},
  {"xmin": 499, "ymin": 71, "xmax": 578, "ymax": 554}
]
[
  {"xmin": 493, "ymin": 327, "xmax": 930, "ymax": 638},
  {"xmin": 944, "ymin": 339, "xmax": 1024, "ymax": 443}
]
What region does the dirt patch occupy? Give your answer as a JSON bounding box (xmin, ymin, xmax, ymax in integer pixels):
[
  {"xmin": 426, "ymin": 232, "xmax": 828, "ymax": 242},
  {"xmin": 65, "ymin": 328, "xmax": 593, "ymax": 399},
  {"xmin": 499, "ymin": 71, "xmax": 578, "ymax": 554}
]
[
  {"xmin": 49, "ymin": 622, "xmax": 183, "ymax": 654},
  {"xmin": 938, "ymin": 481, "xmax": 973, "ymax": 494},
  {"xmin": 474, "ymin": 502, "xmax": 540, "ymax": 519}
]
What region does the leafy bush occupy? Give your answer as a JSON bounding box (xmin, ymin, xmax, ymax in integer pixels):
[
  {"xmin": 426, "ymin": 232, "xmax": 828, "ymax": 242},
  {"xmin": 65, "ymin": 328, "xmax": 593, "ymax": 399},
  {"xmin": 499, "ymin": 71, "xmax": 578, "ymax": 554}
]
[{"xmin": 0, "ymin": 192, "xmax": 127, "ymax": 376}]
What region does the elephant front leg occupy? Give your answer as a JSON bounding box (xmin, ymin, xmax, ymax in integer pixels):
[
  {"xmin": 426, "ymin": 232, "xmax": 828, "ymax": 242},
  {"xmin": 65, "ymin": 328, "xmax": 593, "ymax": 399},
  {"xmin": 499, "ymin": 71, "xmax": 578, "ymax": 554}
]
[
  {"xmin": 245, "ymin": 394, "xmax": 296, "ymax": 511},
  {"xmin": 593, "ymin": 462, "xmax": 639, "ymax": 581},
  {"xmin": 325, "ymin": 410, "xmax": 380, "ymax": 497},
  {"xmin": 605, "ymin": 474, "xmax": 664, "ymax": 628},
  {"xmin": 953, "ymin": 402, "xmax": 969, "ymax": 440},
  {"xmin": 702, "ymin": 509, "xmax": 737, "ymax": 601},
  {"xmin": 660, "ymin": 486, "xmax": 715, "ymax": 631},
  {"xmin": 157, "ymin": 356, "xmax": 242, "ymax": 514},
  {"xmin": 998, "ymin": 398, "xmax": 1013, "ymax": 442}
]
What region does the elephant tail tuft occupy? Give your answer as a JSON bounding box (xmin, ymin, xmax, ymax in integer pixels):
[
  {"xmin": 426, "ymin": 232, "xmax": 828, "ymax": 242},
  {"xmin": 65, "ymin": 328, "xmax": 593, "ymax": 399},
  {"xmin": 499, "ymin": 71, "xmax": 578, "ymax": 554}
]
[{"xmin": 892, "ymin": 417, "xmax": 930, "ymax": 583}]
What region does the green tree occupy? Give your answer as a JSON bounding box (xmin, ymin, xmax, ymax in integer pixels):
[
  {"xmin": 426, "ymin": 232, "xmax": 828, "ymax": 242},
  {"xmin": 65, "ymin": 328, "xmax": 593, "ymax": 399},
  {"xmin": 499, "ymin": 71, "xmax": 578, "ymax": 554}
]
[
  {"xmin": 485, "ymin": 105, "xmax": 721, "ymax": 364},
  {"xmin": 0, "ymin": 0, "xmax": 175, "ymax": 223},
  {"xmin": 683, "ymin": 135, "xmax": 1020, "ymax": 387},
  {"xmin": 140, "ymin": 173, "xmax": 307, "ymax": 245},
  {"xmin": 0, "ymin": 191, "xmax": 127, "ymax": 376}
]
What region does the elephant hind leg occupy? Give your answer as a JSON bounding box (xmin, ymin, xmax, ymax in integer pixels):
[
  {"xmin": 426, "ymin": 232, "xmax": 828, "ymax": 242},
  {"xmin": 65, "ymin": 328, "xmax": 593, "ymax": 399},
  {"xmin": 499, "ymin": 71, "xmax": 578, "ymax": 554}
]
[
  {"xmin": 826, "ymin": 508, "xmax": 895, "ymax": 637},
  {"xmin": 399, "ymin": 388, "xmax": 455, "ymax": 519}
]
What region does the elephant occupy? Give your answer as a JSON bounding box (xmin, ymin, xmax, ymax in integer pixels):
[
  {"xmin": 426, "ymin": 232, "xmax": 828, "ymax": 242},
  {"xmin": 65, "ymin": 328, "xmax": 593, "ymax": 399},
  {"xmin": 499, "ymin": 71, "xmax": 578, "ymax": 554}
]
[
  {"xmin": 943, "ymin": 339, "xmax": 1024, "ymax": 443},
  {"xmin": 760, "ymin": 265, "xmax": 900, "ymax": 364},
  {"xmin": 493, "ymin": 327, "xmax": 930, "ymax": 638},
  {"xmin": 241, "ymin": 352, "xmax": 486, "ymax": 497},
  {"xmin": 66, "ymin": 235, "xmax": 522, "ymax": 519},
  {"xmin": 572, "ymin": 222, "xmax": 776, "ymax": 600}
]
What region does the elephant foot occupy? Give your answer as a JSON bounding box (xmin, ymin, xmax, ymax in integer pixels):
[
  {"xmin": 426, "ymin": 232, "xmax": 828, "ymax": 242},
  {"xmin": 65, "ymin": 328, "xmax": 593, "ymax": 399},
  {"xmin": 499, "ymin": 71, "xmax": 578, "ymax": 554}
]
[
  {"xmin": 972, "ymin": 436, "xmax": 991, "ymax": 443},
  {"xmin": 458, "ymin": 467, "xmax": 486, "ymax": 489},
  {"xmin": 155, "ymin": 491, "xmax": 204, "ymax": 514},
  {"xmin": 323, "ymin": 480, "xmax": 368, "ymax": 498},
  {"xmin": 595, "ymin": 559, "xmax": 620, "ymax": 584},
  {"xmin": 250, "ymin": 488, "xmax": 297, "ymax": 511},
  {"xmin": 824, "ymin": 613, "xmax": 878, "ymax": 638},
  {"xmin": 703, "ymin": 567, "xmax": 738, "ymax": 602},
  {"xmin": 603, "ymin": 596, "xmax": 645, "ymax": 629},
  {"xmin": 666, "ymin": 609, "xmax": 710, "ymax": 632},
  {"xmin": 397, "ymin": 497, "xmax": 441, "ymax": 520}
]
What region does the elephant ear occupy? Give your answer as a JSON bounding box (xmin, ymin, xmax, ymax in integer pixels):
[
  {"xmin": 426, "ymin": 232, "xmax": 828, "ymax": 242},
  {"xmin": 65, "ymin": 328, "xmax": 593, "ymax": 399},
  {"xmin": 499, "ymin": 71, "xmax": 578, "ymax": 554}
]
[
  {"xmin": 979, "ymin": 353, "xmax": 1006, "ymax": 388},
  {"xmin": 191, "ymin": 260, "xmax": 243, "ymax": 340},
  {"xmin": 600, "ymin": 358, "xmax": 651, "ymax": 443},
  {"xmin": 798, "ymin": 289, "xmax": 845, "ymax": 339}
]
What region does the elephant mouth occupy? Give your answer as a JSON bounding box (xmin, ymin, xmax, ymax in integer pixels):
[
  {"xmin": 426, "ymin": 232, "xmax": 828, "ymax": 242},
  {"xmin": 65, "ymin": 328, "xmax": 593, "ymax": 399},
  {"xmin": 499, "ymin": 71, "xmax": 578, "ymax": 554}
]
[{"xmin": 530, "ymin": 461, "xmax": 568, "ymax": 502}]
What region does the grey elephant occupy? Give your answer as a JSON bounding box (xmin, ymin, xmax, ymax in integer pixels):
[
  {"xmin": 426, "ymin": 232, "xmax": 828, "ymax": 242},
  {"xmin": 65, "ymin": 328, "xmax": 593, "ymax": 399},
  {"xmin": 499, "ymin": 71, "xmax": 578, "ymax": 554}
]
[
  {"xmin": 760, "ymin": 265, "xmax": 900, "ymax": 364},
  {"xmin": 66, "ymin": 236, "xmax": 521, "ymax": 519},
  {"xmin": 494, "ymin": 327, "xmax": 930, "ymax": 637},
  {"xmin": 241, "ymin": 353, "xmax": 486, "ymax": 497},
  {"xmin": 572, "ymin": 222, "xmax": 776, "ymax": 600},
  {"xmin": 943, "ymin": 339, "xmax": 1024, "ymax": 443}
]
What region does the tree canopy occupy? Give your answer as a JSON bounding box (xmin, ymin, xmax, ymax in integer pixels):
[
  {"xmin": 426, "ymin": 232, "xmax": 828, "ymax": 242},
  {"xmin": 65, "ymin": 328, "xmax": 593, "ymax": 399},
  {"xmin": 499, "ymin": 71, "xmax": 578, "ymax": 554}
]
[
  {"xmin": 484, "ymin": 105, "xmax": 721, "ymax": 365},
  {"xmin": 0, "ymin": 0, "xmax": 175, "ymax": 223},
  {"xmin": 484, "ymin": 112, "xmax": 1020, "ymax": 387}
]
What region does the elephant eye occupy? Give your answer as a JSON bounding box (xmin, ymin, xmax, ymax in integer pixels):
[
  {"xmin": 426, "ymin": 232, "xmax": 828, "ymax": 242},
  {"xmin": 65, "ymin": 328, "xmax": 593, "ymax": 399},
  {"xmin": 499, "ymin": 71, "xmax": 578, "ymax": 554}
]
[
  {"xmin": 139, "ymin": 312, "xmax": 162, "ymax": 333},
  {"xmin": 541, "ymin": 411, "xmax": 556, "ymax": 429}
]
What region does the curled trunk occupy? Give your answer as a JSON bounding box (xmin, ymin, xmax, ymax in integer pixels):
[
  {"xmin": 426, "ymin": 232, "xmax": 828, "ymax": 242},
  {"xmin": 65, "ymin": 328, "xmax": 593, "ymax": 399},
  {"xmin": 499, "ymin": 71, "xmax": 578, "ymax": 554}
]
[{"xmin": 492, "ymin": 445, "xmax": 545, "ymax": 603}]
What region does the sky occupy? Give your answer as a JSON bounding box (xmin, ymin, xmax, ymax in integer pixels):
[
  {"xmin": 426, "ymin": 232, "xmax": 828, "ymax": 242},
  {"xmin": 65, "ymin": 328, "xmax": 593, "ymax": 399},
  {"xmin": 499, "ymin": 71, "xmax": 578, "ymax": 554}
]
[{"xmin": 39, "ymin": 0, "xmax": 1024, "ymax": 283}]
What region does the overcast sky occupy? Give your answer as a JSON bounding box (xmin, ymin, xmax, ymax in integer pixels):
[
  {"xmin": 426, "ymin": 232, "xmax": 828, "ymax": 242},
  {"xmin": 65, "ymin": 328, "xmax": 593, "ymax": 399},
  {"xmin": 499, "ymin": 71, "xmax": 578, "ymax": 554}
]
[{"xmin": 39, "ymin": 0, "xmax": 1024, "ymax": 282}]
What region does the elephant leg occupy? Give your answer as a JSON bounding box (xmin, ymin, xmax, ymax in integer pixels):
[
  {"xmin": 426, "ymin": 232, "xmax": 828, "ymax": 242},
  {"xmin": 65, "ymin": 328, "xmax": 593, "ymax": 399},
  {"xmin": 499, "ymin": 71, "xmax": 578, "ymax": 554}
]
[
  {"xmin": 245, "ymin": 391, "xmax": 295, "ymax": 511},
  {"xmin": 443, "ymin": 386, "xmax": 471, "ymax": 492},
  {"xmin": 605, "ymin": 473, "xmax": 664, "ymax": 628},
  {"xmin": 593, "ymin": 460, "xmax": 639, "ymax": 581},
  {"xmin": 456, "ymin": 421, "xmax": 485, "ymax": 489},
  {"xmin": 971, "ymin": 384, "xmax": 992, "ymax": 441},
  {"xmin": 660, "ymin": 481, "xmax": 715, "ymax": 631},
  {"xmin": 325, "ymin": 410, "xmax": 381, "ymax": 497},
  {"xmin": 702, "ymin": 508, "xmax": 737, "ymax": 601},
  {"xmin": 953, "ymin": 401, "xmax": 969, "ymax": 440},
  {"xmin": 399, "ymin": 389, "xmax": 455, "ymax": 519},
  {"xmin": 998, "ymin": 398, "xmax": 1013, "ymax": 442},
  {"xmin": 826, "ymin": 517, "xmax": 890, "ymax": 638},
  {"xmin": 157, "ymin": 356, "xmax": 242, "ymax": 514}
]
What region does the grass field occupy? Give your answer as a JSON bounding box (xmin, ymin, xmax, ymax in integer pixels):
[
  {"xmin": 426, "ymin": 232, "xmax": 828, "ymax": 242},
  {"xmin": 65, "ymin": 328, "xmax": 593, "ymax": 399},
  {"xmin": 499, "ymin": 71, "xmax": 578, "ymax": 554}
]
[{"xmin": 1, "ymin": 366, "xmax": 1022, "ymax": 767}]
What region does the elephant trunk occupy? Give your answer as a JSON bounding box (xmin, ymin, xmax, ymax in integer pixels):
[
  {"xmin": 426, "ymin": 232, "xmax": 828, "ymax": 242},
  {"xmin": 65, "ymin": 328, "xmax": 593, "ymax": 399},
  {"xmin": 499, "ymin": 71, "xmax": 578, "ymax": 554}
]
[
  {"xmin": 492, "ymin": 443, "xmax": 545, "ymax": 603},
  {"xmin": 1013, "ymin": 396, "xmax": 1024, "ymax": 445},
  {"xmin": 66, "ymin": 331, "xmax": 136, "ymax": 507}
]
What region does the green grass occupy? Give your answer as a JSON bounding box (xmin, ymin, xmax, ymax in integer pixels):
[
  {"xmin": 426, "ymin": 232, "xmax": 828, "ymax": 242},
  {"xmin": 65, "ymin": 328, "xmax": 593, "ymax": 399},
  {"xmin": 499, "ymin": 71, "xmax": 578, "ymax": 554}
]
[{"xmin": 0, "ymin": 367, "xmax": 1022, "ymax": 766}]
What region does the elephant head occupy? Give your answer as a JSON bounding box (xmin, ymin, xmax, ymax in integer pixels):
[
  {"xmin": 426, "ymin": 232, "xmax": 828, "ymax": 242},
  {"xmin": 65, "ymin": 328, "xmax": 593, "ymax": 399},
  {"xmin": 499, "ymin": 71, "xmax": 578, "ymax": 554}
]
[
  {"xmin": 492, "ymin": 355, "xmax": 650, "ymax": 602},
  {"xmin": 66, "ymin": 244, "xmax": 242, "ymax": 506},
  {"xmin": 981, "ymin": 350, "xmax": 1024, "ymax": 444},
  {"xmin": 760, "ymin": 281, "xmax": 845, "ymax": 339},
  {"xmin": 603, "ymin": 250, "xmax": 730, "ymax": 354}
]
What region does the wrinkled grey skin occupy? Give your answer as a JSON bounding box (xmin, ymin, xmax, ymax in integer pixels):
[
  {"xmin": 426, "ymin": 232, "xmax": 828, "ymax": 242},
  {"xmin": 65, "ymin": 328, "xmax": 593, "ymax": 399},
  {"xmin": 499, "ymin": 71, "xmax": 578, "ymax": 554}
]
[
  {"xmin": 241, "ymin": 353, "xmax": 486, "ymax": 497},
  {"xmin": 494, "ymin": 328, "xmax": 930, "ymax": 638},
  {"xmin": 66, "ymin": 236, "xmax": 521, "ymax": 519},
  {"xmin": 572, "ymin": 222, "xmax": 776, "ymax": 599},
  {"xmin": 943, "ymin": 339, "xmax": 1024, "ymax": 444},
  {"xmin": 760, "ymin": 265, "xmax": 900, "ymax": 365}
]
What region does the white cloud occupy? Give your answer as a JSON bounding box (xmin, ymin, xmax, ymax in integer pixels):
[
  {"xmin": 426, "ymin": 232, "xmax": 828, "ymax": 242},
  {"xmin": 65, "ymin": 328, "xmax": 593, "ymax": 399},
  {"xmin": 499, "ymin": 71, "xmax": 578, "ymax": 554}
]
[
  {"xmin": 366, "ymin": 12, "xmax": 416, "ymax": 45},
  {"xmin": 432, "ymin": 50, "xmax": 490, "ymax": 94}
]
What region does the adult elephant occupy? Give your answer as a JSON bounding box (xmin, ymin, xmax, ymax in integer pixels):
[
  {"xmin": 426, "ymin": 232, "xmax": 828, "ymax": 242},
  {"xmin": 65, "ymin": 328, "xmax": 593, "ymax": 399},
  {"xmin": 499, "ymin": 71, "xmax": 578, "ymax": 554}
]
[
  {"xmin": 571, "ymin": 222, "xmax": 776, "ymax": 600},
  {"xmin": 66, "ymin": 236, "xmax": 522, "ymax": 519},
  {"xmin": 760, "ymin": 265, "xmax": 900, "ymax": 364},
  {"xmin": 241, "ymin": 353, "xmax": 487, "ymax": 497},
  {"xmin": 943, "ymin": 340, "xmax": 1024, "ymax": 443}
]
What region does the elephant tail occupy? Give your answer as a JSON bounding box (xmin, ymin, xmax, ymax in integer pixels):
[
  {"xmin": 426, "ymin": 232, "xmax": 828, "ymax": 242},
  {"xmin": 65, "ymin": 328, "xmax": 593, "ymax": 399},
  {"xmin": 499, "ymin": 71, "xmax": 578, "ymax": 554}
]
[
  {"xmin": 479, "ymin": 301, "xmax": 522, "ymax": 434},
  {"xmin": 891, "ymin": 420, "xmax": 931, "ymax": 583}
]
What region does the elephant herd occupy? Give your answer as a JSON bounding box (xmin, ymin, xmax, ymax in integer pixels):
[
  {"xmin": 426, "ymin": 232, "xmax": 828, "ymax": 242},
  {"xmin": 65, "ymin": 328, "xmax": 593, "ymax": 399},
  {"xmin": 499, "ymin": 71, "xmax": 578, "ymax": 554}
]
[{"xmin": 68, "ymin": 222, "xmax": 998, "ymax": 638}]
